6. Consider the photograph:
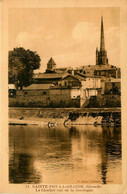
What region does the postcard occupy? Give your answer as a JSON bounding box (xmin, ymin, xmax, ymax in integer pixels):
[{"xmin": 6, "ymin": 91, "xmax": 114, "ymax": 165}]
[{"xmin": 0, "ymin": 0, "xmax": 127, "ymax": 193}]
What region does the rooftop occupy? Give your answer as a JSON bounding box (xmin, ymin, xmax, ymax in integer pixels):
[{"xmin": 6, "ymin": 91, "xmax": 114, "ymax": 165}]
[
  {"xmin": 47, "ymin": 57, "xmax": 56, "ymax": 66},
  {"xmin": 34, "ymin": 72, "xmax": 64, "ymax": 79},
  {"xmin": 77, "ymin": 72, "xmax": 101, "ymax": 79},
  {"xmin": 77, "ymin": 64, "xmax": 119, "ymax": 71},
  {"xmin": 62, "ymin": 73, "xmax": 86, "ymax": 81},
  {"xmin": 23, "ymin": 84, "xmax": 53, "ymax": 90}
]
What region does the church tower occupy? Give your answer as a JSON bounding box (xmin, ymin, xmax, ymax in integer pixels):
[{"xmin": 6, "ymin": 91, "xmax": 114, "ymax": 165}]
[
  {"xmin": 96, "ymin": 17, "xmax": 108, "ymax": 66},
  {"xmin": 47, "ymin": 57, "xmax": 56, "ymax": 71}
]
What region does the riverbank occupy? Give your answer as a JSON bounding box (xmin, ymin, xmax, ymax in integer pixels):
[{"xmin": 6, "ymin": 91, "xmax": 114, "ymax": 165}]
[{"xmin": 9, "ymin": 107, "xmax": 121, "ymax": 126}]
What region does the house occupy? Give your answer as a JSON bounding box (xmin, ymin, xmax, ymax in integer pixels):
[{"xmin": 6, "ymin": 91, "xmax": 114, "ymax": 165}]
[
  {"xmin": 49, "ymin": 74, "xmax": 82, "ymax": 107},
  {"xmin": 101, "ymin": 78, "xmax": 121, "ymax": 95},
  {"xmin": 94, "ymin": 66, "xmax": 121, "ymax": 79},
  {"xmin": 77, "ymin": 74, "xmax": 102, "ymax": 107},
  {"xmin": 50, "ymin": 73, "xmax": 102, "ymax": 107}
]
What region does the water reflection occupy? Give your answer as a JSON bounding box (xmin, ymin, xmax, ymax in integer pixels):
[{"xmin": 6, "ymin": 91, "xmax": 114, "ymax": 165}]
[
  {"xmin": 100, "ymin": 126, "xmax": 121, "ymax": 184},
  {"xmin": 9, "ymin": 125, "xmax": 122, "ymax": 184}
]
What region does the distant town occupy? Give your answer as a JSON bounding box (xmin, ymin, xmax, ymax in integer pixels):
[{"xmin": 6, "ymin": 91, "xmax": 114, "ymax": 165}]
[{"xmin": 9, "ymin": 17, "xmax": 121, "ymax": 108}]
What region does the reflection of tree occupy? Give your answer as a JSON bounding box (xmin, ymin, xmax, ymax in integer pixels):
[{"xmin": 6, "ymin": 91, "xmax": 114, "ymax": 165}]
[
  {"xmin": 9, "ymin": 126, "xmax": 73, "ymax": 183},
  {"xmin": 9, "ymin": 153, "xmax": 41, "ymax": 183},
  {"xmin": 9, "ymin": 127, "xmax": 41, "ymax": 184}
]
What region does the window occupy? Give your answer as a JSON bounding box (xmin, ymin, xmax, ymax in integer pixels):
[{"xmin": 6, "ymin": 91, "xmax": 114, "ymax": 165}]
[
  {"xmin": 24, "ymin": 92, "xmax": 28, "ymax": 95},
  {"xmin": 9, "ymin": 90, "xmax": 16, "ymax": 98},
  {"xmin": 43, "ymin": 91, "xmax": 47, "ymax": 95}
]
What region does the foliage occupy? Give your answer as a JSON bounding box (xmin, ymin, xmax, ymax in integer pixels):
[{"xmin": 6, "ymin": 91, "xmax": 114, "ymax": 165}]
[{"xmin": 9, "ymin": 47, "xmax": 41, "ymax": 88}]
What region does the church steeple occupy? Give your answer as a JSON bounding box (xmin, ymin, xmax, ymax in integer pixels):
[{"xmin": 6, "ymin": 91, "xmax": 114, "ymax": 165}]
[
  {"xmin": 100, "ymin": 16, "xmax": 105, "ymax": 51},
  {"xmin": 96, "ymin": 16, "xmax": 108, "ymax": 66},
  {"xmin": 46, "ymin": 57, "xmax": 56, "ymax": 72}
]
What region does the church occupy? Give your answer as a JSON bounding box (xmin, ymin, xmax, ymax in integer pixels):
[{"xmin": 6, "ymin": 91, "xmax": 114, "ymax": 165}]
[
  {"xmin": 76, "ymin": 17, "xmax": 121, "ymax": 79},
  {"xmin": 33, "ymin": 17, "xmax": 120, "ymax": 81}
]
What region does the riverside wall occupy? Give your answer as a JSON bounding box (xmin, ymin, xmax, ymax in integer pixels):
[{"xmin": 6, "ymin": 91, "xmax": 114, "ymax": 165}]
[
  {"xmin": 9, "ymin": 89, "xmax": 80, "ymax": 108},
  {"xmin": 9, "ymin": 107, "xmax": 121, "ymax": 123}
]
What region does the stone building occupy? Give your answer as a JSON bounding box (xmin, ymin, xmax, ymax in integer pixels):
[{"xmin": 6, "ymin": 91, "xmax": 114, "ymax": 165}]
[
  {"xmin": 49, "ymin": 73, "xmax": 102, "ymax": 107},
  {"xmin": 46, "ymin": 57, "xmax": 56, "ymax": 72},
  {"xmin": 9, "ymin": 84, "xmax": 52, "ymax": 107},
  {"xmin": 101, "ymin": 78, "xmax": 121, "ymax": 95},
  {"xmin": 94, "ymin": 66, "xmax": 121, "ymax": 79},
  {"xmin": 34, "ymin": 58, "xmax": 71, "ymax": 84}
]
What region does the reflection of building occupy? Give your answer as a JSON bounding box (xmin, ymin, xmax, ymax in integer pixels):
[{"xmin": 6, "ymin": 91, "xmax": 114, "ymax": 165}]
[
  {"xmin": 70, "ymin": 125, "xmax": 122, "ymax": 184},
  {"xmin": 100, "ymin": 126, "xmax": 122, "ymax": 184}
]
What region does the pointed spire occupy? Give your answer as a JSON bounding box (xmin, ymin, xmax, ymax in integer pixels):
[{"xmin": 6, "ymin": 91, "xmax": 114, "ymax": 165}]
[
  {"xmin": 47, "ymin": 57, "xmax": 56, "ymax": 70},
  {"xmin": 100, "ymin": 16, "xmax": 105, "ymax": 51},
  {"xmin": 47, "ymin": 57, "xmax": 56, "ymax": 66}
]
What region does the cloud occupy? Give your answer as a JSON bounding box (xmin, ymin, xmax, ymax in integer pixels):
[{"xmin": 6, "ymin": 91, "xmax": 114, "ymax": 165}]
[
  {"xmin": 16, "ymin": 32, "xmax": 38, "ymax": 46},
  {"xmin": 72, "ymin": 22, "xmax": 99, "ymax": 44},
  {"xmin": 105, "ymin": 27, "xmax": 120, "ymax": 48},
  {"xmin": 15, "ymin": 22, "xmax": 120, "ymax": 72}
]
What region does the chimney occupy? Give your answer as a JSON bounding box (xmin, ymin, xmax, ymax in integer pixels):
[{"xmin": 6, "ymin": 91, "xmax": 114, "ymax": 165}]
[{"xmin": 72, "ymin": 70, "xmax": 75, "ymax": 75}]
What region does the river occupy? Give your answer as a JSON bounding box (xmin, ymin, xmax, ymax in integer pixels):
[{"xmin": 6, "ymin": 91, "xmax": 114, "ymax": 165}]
[{"xmin": 9, "ymin": 124, "xmax": 122, "ymax": 184}]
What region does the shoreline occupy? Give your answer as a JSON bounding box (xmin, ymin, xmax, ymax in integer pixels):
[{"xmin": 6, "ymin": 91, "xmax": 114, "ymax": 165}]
[
  {"xmin": 9, "ymin": 108, "xmax": 121, "ymax": 127},
  {"xmin": 9, "ymin": 107, "xmax": 121, "ymax": 127},
  {"xmin": 9, "ymin": 107, "xmax": 121, "ymax": 111}
]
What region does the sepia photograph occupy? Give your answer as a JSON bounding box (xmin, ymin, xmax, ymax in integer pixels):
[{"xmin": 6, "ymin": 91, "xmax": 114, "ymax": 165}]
[
  {"xmin": 1, "ymin": 0, "xmax": 127, "ymax": 193},
  {"xmin": 8, "ymin": 7, "xmax": 122, "ymax": 185}
]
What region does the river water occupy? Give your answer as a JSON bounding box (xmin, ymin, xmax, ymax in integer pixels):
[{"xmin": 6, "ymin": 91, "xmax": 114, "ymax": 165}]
[{"xmin": 9, "ymin": 124, "xmax": 122, "ymax": 184}]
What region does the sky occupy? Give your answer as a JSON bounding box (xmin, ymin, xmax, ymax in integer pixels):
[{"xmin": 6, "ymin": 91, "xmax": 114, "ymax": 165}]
[{"xmin": 9, "ymin": 7, "xmax": 120, "ymax": 72}]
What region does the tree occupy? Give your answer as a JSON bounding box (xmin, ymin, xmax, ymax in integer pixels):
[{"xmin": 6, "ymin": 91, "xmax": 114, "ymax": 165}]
[{"xmin": 9, "ymin": 47, "xmax": 41, "ymax": 89}]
